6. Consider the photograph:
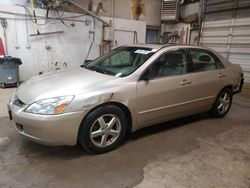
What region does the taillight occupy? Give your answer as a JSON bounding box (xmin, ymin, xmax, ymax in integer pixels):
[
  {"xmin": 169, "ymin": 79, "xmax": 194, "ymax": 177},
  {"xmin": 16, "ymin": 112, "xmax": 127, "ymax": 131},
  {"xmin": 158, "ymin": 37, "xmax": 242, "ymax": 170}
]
[{"xmin": 240, "ymin": 72, "xmax": 244, "ymax": 78}]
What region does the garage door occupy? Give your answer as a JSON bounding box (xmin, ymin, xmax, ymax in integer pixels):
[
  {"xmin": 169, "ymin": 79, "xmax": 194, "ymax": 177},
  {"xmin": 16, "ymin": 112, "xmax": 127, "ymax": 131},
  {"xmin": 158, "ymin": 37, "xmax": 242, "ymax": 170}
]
[{"xmin": 200, "ymin": 0, "xmax": 250, "ymax": 82}]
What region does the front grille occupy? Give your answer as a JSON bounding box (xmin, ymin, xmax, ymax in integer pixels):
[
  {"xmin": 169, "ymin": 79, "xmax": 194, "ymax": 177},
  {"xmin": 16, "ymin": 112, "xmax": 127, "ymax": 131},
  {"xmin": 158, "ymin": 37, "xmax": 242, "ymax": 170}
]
[{"xmin": 13, "ymin": 96, "xmax": 26, "ymax": 107}]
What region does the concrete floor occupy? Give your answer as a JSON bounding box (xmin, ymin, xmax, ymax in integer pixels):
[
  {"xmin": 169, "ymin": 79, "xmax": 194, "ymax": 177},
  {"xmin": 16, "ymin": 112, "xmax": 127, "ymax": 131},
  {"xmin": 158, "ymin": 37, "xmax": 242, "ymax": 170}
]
[{"xmin": 0, "ymin": 87, "xmax": 250, "ymax": 188}]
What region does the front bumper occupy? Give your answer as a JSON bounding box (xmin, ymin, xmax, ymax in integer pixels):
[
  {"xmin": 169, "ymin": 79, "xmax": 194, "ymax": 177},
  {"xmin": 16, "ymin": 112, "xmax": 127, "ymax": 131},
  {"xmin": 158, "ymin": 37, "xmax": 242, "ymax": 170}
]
[{"xmin": 9, "ymin": 102, "xmax": 85, "ymax": 146}]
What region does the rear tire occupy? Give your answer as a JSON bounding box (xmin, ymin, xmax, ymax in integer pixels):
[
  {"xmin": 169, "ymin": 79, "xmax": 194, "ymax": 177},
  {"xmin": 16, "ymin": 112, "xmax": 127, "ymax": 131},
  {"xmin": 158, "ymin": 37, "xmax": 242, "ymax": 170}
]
[
  {"xmin": 212, "ymin": 88, "xmax": 232, "ymax": 118},
  {"xmin": 78, "ymin": 105, "xmax": 127, "ymax": 154},
  {"xmin": 0, "ymin": 83, "xmax": 5, "ymax": 88}
]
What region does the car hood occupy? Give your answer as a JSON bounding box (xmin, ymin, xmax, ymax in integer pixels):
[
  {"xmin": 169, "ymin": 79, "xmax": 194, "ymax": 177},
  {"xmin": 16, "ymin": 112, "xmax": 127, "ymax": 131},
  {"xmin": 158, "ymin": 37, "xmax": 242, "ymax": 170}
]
[{"xmin": 16, "ymin": 68, "xmax": 119, "ymax": 104}]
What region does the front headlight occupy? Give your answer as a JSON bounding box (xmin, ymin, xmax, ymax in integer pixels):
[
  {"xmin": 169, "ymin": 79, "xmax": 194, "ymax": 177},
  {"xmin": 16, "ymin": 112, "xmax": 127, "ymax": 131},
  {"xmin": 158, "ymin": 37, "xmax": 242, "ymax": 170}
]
[{"xmin": 24, "ymin": 96, "xmax": 74, "ymax": 115}]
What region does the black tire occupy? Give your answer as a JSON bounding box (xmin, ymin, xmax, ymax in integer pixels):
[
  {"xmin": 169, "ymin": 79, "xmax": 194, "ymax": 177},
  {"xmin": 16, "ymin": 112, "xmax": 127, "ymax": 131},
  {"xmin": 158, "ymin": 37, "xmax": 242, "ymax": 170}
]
[
  {"xmin": 78, "ymin": 105, "xmax": 128, "ymax": 154},
  {"xmin": 212, "ymin": 88, "xmax": 232, "ymax": 118},
  {"xmin": 0, "ymin": 83, "xmax": 5, "ymax": 89}
]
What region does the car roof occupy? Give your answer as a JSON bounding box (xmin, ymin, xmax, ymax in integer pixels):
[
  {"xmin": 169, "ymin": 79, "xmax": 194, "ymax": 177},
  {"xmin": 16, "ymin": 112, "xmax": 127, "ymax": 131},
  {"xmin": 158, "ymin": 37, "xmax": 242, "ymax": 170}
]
[
  {"xmin": 124, "ymin": 44, "xmax": 228, "ymax": 66},
  {"xmin": 125, "ymin": 43, "xmax": 210, "ymax": 51},
  {"xmin": 125, "ymin": 44, "xmax": 167, "ymax": 50}
]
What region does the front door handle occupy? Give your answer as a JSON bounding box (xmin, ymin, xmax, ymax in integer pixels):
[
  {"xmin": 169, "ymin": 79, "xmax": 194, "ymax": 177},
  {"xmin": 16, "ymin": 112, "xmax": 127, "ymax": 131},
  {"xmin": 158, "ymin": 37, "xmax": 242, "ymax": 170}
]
[
  {"xmin": 181, "ymin": 79, "xmax": 192, "ymax": 86},
  {"xmin": 218, "ymin": 73, "xmax": 226, "ymax": 78}
]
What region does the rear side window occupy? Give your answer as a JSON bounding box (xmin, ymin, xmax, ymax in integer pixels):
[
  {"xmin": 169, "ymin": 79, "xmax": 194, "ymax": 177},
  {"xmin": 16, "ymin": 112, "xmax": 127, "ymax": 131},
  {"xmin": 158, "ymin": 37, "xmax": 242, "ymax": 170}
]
[{"xmin": 189, "ymin": 49, "xmax": 224, "ymax": 72}]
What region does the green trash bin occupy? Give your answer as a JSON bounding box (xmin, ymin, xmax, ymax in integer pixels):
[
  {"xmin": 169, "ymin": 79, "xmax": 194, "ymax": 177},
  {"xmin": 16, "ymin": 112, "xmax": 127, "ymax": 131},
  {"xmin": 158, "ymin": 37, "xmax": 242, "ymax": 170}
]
[{"xmin": 0, "ymin": 56, "xmax": 22, "ymax": 88}]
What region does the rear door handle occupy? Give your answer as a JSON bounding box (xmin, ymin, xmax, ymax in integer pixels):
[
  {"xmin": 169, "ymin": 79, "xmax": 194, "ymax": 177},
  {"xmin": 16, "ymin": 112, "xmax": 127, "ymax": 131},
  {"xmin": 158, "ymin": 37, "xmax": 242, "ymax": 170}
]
[
  {"xmin": 218, "ymin": 73, "xmax": 226, "ymax": 78},
  {"xmin": 181, "ymin": 79, "xmax": 192, "ymax": 86}
]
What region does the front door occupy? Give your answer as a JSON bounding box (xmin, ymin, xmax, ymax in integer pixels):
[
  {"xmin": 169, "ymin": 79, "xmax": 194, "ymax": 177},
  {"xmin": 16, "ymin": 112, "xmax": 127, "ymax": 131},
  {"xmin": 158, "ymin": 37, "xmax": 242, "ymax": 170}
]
[{"xmin": 136, "ymin": 49, "xmax": 195, "ymax": 127}]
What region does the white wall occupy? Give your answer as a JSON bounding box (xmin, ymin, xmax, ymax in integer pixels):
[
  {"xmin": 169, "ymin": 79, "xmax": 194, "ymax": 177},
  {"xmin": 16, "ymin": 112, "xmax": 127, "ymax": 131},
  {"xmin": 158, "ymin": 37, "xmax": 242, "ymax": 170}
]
[
  {"xmin": 102, "ymin": 17, "xmax": 146, "ymax": 48},
  {"xmin": 0, "ymin": 4, "xmax": 103, "ymax": 81},
  {"xmin": 73, "ymin": 0, "xmax": 162, "ymax": 26},
  {"xmin": 162, "ymin": 23, "xmax": 189, "ymax": 33},
  {"xmin": 112, "ymin": 0, "xmax": 161, "ymax": 26},
  {"xmin": 0, "ymin": 0, "xmax": 27, "ymax": 5},
  {"xmin": 0, "ymin": 4, "xmax": 146, "ymax": 81}
]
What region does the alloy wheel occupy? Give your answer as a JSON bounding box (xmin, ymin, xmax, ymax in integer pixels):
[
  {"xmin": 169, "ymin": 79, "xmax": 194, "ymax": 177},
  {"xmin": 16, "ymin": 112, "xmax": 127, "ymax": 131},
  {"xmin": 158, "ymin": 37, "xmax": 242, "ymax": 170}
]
[
  {"xmin": 90, "ymin": 114, "xmax": 121, "ymax": 147},
  {"xmin": 217, "ymin": 92, "xmax": 231, "ymax": 114}
]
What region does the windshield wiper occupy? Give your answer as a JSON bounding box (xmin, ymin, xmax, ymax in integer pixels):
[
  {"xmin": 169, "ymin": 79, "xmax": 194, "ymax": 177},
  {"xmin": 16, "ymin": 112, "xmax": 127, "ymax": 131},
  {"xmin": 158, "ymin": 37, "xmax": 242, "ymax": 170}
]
[{"xmin": 87, "ymin": 66, "xmax": 115, "ymax": 76}]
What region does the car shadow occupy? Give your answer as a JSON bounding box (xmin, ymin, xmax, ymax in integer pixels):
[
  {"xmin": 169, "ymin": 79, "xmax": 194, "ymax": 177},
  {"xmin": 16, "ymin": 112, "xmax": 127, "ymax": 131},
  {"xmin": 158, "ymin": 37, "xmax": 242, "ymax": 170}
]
[
  {"xmin": 128, "ymin": 112, "xmax": 211, "ymax": 141},
  {"xmin": 18, "ymin": 139, "xmax": 88, "ymax": 159},
  {"xmin": 3, "ymin": 112, "xmax": 211, "ymax": 160}
]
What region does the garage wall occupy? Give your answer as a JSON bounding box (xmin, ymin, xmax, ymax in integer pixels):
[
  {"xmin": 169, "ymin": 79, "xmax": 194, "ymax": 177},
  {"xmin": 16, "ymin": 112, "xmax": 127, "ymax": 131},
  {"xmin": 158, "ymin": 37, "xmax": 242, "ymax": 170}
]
[
  {"xmin": 71, "ymin": 0, "xmax": 162, "ymax": 26},
  {"xmin": 200, "ymin": 0, "xmax": 250, "ymax": 82},
  {"xmin": 0, "ymin": 4, "xmax": 103, "ymax": 81},
  {"xmin": 102, "ymin": 17, "xmax": 146, "ymax": 48},
  {"xmin": 0, "ymin": 4, "xmax": 146, "ymax": 81},
  {"xmin": 0, "ymin": 0, "xmax": 27, "ymax": 5}
]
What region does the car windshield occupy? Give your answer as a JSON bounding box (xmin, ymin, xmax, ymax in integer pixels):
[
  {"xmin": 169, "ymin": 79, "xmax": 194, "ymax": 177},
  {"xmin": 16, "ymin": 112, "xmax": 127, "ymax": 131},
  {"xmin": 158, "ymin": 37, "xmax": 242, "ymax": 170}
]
[{"xmin": 85, "ymin": 46, "xmax": 157, "ymax": 77}]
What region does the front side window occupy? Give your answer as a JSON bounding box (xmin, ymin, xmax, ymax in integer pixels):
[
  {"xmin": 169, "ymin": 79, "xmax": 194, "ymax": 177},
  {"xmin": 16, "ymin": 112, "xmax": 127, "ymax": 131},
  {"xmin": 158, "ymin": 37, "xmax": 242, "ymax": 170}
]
[
  {"xmin": 190, "ymin": 49, "xmax": 224, "ymax": 72},
  {"xmin": 142, "ymin": 49, "xmax": 188, "ymax": 79},
  {"xmin": 85, "ymin": 47, "xmax": 156, "ymax": 77}
]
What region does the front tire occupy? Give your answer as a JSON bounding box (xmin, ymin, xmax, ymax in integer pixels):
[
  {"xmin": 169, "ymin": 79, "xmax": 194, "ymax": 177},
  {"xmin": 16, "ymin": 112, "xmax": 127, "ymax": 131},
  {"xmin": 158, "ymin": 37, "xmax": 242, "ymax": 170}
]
[
  {"xmin": 78, "ymin": 105, "xmax": 128, "ymax": 154},
  {"xmin": 212, "ymin": 88, "xmax": 232, "ymax": 118}
]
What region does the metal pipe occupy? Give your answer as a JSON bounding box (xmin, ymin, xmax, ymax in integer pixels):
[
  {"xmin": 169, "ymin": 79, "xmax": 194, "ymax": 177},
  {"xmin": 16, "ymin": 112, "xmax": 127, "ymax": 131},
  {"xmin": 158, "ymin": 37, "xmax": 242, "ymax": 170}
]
[
  {"xmin": 198, "ymin": 0, "xmax": 204, "ymax": 46},
  {"xmin": 114, "ymin": 29, "xmax": 136, "ymax": 33},
  {"xmin": 0, "ymin": 9, "xmax": 88, "ymax": 19},
  {"xmin": 1, "ymin": 18, "xmax": 8, "ymax": 54},
  {"xmin": 30, "ymin": 30, "xmax": 64, "ymax": 37},
  {"xmin": 3, "ymin": 28, "xmax": 8, "ymax": 55},
  {"xmin": 0, "ymin": 16, "xmax": 89, "ymax": 23},
  {"xmin": 0, "ymin": 10, "xmax": 89, "ymax": 23},
  {"xmin": 112, "ymin": 0, "xmax": 115, "ymax": 47}
]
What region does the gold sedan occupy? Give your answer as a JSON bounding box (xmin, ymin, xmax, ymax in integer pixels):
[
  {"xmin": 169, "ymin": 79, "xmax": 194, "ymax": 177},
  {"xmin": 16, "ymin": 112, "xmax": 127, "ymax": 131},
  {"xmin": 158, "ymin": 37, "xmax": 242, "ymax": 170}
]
[{"xmin": 8, "ymin": 44, "xmax": 244, "ymax": 153}]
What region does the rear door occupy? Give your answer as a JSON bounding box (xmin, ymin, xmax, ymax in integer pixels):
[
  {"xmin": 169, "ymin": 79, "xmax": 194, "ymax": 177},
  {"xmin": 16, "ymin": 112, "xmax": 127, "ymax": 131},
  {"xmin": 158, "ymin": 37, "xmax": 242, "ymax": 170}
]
[{"xmin": 187, "ymin": 48, "xmax": 227, "ymax": 109}]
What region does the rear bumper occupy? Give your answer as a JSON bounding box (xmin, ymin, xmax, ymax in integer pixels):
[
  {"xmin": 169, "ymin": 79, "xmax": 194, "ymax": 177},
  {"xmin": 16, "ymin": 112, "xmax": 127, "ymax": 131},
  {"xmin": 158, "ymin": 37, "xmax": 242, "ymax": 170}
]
[
  {"xmin": 233, "ymin": 78, "xmax": 244, "ymax": 94},
  {"xmin": 9, "ymin": 103, "xmax": 85, "ymax": 146}
]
